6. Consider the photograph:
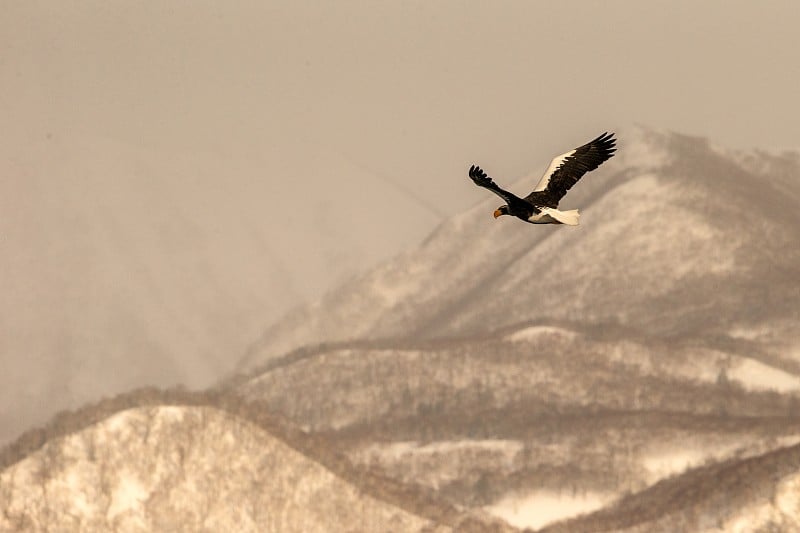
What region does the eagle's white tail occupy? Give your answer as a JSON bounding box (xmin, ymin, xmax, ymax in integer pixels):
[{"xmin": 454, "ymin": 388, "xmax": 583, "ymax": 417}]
[{"xmin": 541, "ymin": 207, "xmax": 580, "ymax": 226}]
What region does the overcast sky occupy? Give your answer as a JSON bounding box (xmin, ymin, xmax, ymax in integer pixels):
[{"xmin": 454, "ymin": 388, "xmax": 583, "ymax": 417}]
[{"xmin": 3, "ymin": 1, "xmax": 800, "ymax": 213}]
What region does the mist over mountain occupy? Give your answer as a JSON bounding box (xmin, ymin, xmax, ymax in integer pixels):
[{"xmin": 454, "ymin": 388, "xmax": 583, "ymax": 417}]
[{"xmin": 0, "ymin": 134, "xmax": 438, "ymax": 445}]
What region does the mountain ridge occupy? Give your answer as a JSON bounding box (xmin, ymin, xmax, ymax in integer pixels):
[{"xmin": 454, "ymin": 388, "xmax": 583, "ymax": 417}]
[
  {"xmin": 0, "ymin": 387, "xmax": 512, "ymax": 532},
  {"xmin": 539, "ymin": 440, "xmax": 800, "ymax": 532},
  {"xmin": 231, "ymin": 323, "xmax": 800, "ymax": 526},
  {"xmin": 239, "ymin": 126, "xmax": 800, "ymax": 373}
]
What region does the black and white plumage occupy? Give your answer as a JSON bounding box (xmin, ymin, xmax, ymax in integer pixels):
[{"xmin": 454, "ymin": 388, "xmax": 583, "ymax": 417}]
[{"xmin": 469, "ymin": 132, "xmax": 617, "ymax": 225}]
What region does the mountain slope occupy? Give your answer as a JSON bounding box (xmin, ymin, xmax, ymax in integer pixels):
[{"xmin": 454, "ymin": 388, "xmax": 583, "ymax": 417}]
[
  {"xmin": 230, "ymin": 326, "xmax": 800, "ymax": 528},
  {"xmin": 239, "ymin": 126, "xmax": 800, "ymax": 372},
  {"xmin": 0, "ymin": 390, "xmax": 511, "ymax": 532},
  {"xmin": 540, "ymin": 441, "xmax": 800, "ymax": 533}
]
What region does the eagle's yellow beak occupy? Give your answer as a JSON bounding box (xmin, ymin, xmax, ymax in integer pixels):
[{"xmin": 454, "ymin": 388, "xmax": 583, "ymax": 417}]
[{"xmin": 493, "ymin": 209, "xmax": 503, "ymax": 219}]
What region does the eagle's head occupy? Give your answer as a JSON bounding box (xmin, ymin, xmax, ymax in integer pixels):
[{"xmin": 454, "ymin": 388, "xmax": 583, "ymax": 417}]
[{"xmin": 493, "ymin": 205, "xmax": 509, "ymax": 219}]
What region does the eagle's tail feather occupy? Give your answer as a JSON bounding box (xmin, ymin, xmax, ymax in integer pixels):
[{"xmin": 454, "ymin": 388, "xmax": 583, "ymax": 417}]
[{"xmin": 541, "ymin": 208, "xmax": 580, "ymax": 226}]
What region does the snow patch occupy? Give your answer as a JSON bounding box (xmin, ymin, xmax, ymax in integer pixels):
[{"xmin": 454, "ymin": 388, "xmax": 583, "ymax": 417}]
[
  {"xmin": 775, "ymin": 435, "xmax": 800, "ymax": 449},
  {"xmin": 729, "ymin": 359, "xmax": 800, "ymax": 393},
  {"xmin": 642, "ymin": 449, "xmax": 710, "ymax": 480},
  {"xmin": 507, "ymin": 326, "xmax": 577, "ymax": 343},
  {"xmin": 369, "ymin": 263, "xmax": 424, "ymax": 307},
  {"xmin": 614, "ymin": 125, "xmax": 672, "ymax": 170},
  {"xmin": 64, "ymin": 468, "xmax": 93, "ymax": 517},
  {"xmin": 775, "ymin": 474, "xmax": 800, "ymax": 521},
  {"xmin": 485, "ymin": 490, "xmax": 610, "ymax": 530},
  {"xmin": 107, "ymin": 470, "xmax": 148, "ymax": 520},
  {"xmin": 155, "ymin": 405, "xmax": 186, "ymax": 422},
  {"xmin": 103, "ymin": 410, "xmax": 137, "ymax": 435},
  {"xmin": 728, "ymin": 326, "xmax": 772, "ymax": 341},
  {"xmin": 642, "ymin": 437, "xmax": 800, "ymax": 487},
  {"xmin": 362, "ymin": 439, "xmax": 523, "ymax": 461}
]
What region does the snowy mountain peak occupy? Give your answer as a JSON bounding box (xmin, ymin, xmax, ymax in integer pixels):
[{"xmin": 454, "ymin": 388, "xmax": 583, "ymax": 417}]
[
  {"xmin": 0, "ymin": 390, "xmax": 512, "ymax": 532},
  {"xmin": 239, "ymin": 127, "xmax": 800, "ymax": 372}
]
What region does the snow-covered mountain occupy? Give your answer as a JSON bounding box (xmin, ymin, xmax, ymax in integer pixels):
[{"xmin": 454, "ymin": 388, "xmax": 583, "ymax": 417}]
[
  {"xmin": 541, "ymin": 441, "xmax": 800, "ymax": 532},
  {"xmin": 0, "ymin": 134, "xmax": 439, "ymax": 444},
  {"xmin": 5, "ymin": 126, "xmax": 800, "ymax": 532},
  {"xmin": 239, "ymin": 126, "xmax": 800, "ymax": 372},
  {"xmin": 0, "ymin": 390, "xmax": 511, "ymax": 532},
  {"xmin": 228, "ymin": 126, "xmax": 800, "ymax": 530},
  {"xmin": 230, "ymin": 327, "xmax": 800, "ymax": 529}
]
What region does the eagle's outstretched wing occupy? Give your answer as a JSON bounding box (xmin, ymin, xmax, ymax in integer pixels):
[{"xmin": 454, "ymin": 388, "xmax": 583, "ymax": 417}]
[
  {"xmin": 469, "ymin": 165, "xmax": 521, "ymax": 205},
  {"xmin": 526, "ymin": 132, "xmax": 616, "ymax": 206}
]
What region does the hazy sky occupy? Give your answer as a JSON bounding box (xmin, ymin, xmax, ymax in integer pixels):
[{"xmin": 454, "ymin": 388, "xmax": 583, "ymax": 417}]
[{"xmin": 3, "ymin": 1, "xmax": 800, "ymax": 212}]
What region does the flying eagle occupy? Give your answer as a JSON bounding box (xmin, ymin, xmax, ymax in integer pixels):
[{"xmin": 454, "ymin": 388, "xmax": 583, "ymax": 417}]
[{"xmin": 469, "ymin": 132, "xmax": 616, "ymax": 225}]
